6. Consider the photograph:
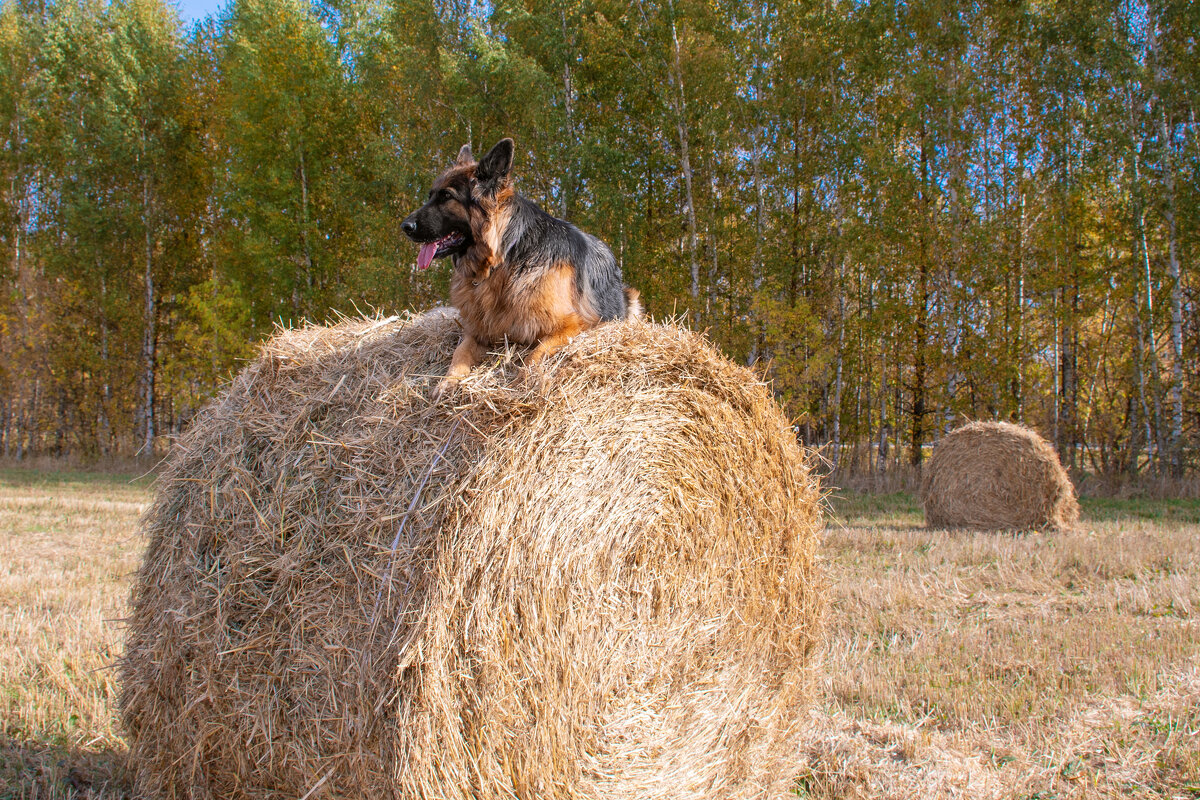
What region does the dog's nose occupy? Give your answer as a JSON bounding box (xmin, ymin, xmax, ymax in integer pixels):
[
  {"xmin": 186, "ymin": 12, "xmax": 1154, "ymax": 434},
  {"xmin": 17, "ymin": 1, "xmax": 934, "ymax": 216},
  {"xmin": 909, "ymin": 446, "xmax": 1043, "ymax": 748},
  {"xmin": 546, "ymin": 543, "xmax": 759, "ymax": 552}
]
[{"xmin": 401, "ymin": 219, "xmax": 417, "ymax": 236}]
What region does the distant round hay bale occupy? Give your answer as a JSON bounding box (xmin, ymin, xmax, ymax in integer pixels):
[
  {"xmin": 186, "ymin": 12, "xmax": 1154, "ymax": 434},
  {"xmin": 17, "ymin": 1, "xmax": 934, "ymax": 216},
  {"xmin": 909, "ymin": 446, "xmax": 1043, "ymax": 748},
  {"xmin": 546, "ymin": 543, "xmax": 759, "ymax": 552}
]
[
  {"xmin": 120, "ymin": 309, "xmax": 825, "ymax": 800},
  {"xmin": 921, "ymin": 421, "xmax": 1080, "ymax": 531}
]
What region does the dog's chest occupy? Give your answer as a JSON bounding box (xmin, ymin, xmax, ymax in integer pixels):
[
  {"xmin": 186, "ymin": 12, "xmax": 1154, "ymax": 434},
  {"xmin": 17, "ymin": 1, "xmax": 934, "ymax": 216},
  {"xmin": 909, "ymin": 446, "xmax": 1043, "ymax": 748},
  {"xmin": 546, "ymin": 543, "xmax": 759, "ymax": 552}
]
[{"xmin": 450, "ymin": 266, "xmax": 549, "ymax": 345}]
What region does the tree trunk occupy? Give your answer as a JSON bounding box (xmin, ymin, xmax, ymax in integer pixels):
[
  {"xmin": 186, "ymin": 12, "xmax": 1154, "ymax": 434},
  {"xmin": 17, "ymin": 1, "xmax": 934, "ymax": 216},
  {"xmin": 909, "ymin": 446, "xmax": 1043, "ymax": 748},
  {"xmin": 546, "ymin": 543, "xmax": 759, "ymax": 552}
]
[
  {"xmin": 1059, "ymin": 286, "xmax": 1078, "ymax": 470},
  {"xmin": 1015, "ymin": 190, "xmax": 1027, "ymax": 421},
  {"xmin": 706, "ymin": 218, "xmax": 718, "ymax": 318},
  {"xmin": 747, "ymin": 123, "xmax": 766, "ymax": 365},
  {"xmin": 789, "ymin": 115, "xmax": 803, "ymax": 306},
  {"xmin": 1160, "ymin": 117, "xmax": 1185, "ymax": 476},
  {"xmin": 911, "ymin": 120, "xmax": 931, "ymax": 468},
  {"xmin": 669, "ymin": 19, "xmax": 699, "ymax": 300},
  {"xmin": 1050, "ymin": 291, "xmax": 1058, "ymax": 454},
  {"xmin": 1149, "ymin": 10, "xmax": 1185, "ymax": 476},
  {"xmin": 297, "ymin": 145, "xmax": 315, "ymax": 316},
  {"xmin": 877, "ymin": 343, "xmax": 888, "ymax": 473},
  {"xmin": 1132, "ymin": 283, "xmax": 1154, "ymax": 473},
  {"xmin": 141, "ymin": 174, "xmax": 157, "ymax": 457},
  {"xmin": 1137, "ymin": 213, "xmax": 1163, "ymax": 471},
  {"xmin": 944, "ymin": 323, "xmax": 959, "ymax": 434},
  {"xmin": 893, "ymin": 358, "xmax": 904, "ymax": 472},
  {"xmin": 99, "ymin": 273, "xmax": 112, "ymax": 457},
  {"xmin": 830, "ymin": 256, "xmax": 847, "ymax": 469},
  {"xmin": 560, "ymin": 9, "xmax": 575, "ymax": 220}
]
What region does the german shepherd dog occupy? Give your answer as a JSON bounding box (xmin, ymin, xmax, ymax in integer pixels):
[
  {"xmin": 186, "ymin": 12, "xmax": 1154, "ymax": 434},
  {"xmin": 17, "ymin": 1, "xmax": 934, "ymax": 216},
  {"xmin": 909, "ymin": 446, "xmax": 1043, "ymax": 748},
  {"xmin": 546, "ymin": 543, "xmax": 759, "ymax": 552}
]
[{"xmin": 401, "ymin": 138, "xmax": 642, "ymax": 397}]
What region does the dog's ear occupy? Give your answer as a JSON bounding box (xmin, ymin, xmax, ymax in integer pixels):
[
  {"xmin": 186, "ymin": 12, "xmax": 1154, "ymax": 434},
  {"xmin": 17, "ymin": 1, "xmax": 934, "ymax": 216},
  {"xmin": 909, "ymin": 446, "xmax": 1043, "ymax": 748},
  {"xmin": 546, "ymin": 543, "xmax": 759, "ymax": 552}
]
[
  {"xmin": 456, "ymin": 143, "xmax": 474, "ymax": 165},
  {"xmin": 476, "ymin": 138, "xmax": 514, "ymax": 187}
]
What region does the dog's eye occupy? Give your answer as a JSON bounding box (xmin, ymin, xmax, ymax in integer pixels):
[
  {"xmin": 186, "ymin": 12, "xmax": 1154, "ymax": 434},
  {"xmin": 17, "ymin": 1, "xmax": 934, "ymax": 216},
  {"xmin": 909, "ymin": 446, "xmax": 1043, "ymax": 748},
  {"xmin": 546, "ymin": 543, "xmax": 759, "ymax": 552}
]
[{"xmin": 439, "ymin": 190, "xmax": 455, "ymax": 202}]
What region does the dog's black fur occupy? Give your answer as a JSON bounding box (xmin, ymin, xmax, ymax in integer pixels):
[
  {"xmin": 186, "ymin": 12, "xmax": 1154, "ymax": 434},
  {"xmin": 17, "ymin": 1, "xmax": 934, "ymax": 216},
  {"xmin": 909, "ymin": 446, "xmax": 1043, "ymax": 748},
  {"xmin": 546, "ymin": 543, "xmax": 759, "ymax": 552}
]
[{"xmin": 500, "ymin": 194, "xmax": 632, "ymax": 321}]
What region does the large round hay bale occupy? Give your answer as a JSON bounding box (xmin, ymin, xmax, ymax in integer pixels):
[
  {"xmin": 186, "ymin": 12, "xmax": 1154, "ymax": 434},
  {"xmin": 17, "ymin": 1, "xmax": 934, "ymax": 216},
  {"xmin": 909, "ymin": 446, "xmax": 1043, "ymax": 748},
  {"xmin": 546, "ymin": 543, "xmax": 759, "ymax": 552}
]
[
  {"xmin": 921, "ymin": 421, "xmax": 1080, "ymax": 531},
  {"xmin": 120, "ymin": 309, "xmax": 825, "ymax": 800}
]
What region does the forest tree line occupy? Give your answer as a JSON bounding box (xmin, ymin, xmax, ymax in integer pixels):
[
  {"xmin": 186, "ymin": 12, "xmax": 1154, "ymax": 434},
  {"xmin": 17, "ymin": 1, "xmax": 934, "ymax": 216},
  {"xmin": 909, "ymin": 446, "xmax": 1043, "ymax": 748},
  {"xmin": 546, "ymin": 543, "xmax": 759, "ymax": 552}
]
[{"xmin": 0, "ymin": 0, "xmax": 1196, "ymax": 476}]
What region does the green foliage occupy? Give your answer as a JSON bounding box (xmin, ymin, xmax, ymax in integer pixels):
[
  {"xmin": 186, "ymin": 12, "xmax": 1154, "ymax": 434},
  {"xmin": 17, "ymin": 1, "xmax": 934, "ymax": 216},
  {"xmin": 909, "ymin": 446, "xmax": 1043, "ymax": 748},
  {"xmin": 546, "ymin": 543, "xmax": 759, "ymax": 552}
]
[{"xmin": 161, "ymin": 274, "xmax": 255, "ymax": 415}]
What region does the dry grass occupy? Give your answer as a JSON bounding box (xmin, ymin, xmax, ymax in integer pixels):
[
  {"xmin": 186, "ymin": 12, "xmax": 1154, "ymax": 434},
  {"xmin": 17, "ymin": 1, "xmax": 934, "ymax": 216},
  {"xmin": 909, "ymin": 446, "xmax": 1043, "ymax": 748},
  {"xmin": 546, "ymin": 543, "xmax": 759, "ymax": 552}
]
[
  {"xmin": 0, "ymin": 470, "xmax": 146, "ymax": 800},
  {"xmin": 2, "ymin": 471, "xmax": 1198, "ymax": 799},
  {"xmin": 802, "ymin": 492, "xmax": 1200, "ymax": 799}
]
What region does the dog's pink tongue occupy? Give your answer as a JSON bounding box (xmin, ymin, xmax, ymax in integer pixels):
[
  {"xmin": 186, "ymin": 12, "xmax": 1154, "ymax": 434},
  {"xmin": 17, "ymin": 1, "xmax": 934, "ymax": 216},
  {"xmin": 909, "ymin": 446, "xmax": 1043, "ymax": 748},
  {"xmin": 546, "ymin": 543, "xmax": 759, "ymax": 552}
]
[{"xmin": 417, "ymin": 241, "xmax": 438, "ymax": 271}]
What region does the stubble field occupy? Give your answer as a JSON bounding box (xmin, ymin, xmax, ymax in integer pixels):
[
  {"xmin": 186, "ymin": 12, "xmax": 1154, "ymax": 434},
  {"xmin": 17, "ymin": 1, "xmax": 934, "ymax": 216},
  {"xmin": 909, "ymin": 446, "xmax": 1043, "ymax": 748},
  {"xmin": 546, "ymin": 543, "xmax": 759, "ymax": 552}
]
[{"xmin": 0, "ymin": 471, "xmax": 1196, "ymax": 799}]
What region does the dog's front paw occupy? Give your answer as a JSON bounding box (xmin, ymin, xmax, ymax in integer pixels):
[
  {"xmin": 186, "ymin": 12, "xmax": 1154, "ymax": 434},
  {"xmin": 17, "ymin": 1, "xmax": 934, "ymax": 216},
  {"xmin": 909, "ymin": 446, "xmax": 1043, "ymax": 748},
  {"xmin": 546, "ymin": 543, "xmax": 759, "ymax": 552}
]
[{"xmin": 431, "ymin": 376, "xmax": 460, "ymax": 401}]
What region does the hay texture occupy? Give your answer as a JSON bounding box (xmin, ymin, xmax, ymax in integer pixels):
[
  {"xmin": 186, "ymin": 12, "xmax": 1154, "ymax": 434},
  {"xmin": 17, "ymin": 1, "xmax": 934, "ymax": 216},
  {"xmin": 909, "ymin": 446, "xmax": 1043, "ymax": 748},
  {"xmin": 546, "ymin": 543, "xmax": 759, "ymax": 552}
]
[
  {"xmin": 921, "ymin": 421, "xmax": 1080, "ymax": 531},
  {"xmin": 120, "ymin": 309, "xmax": 825, "ymax": 800}
]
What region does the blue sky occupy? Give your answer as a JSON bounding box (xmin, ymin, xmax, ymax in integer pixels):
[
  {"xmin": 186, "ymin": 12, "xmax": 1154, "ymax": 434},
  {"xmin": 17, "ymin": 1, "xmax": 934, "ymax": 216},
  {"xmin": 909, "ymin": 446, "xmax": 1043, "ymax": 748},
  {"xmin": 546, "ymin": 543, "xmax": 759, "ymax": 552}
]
[{"xmin": 173, "ymin": 0, "xmax": 228, "ymax": 22}]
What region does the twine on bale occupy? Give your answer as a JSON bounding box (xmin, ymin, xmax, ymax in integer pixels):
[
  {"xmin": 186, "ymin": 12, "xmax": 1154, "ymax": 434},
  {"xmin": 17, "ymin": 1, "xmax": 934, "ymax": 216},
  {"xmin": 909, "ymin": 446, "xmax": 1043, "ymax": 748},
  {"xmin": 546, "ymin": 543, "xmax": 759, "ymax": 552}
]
[
  {"xmin": 921, "ymin": 420, "xmax": 1080, "ymax": 531},
  {"xmin": 119, "ymin": 308, "xmax": 826, "ymax": 800}
]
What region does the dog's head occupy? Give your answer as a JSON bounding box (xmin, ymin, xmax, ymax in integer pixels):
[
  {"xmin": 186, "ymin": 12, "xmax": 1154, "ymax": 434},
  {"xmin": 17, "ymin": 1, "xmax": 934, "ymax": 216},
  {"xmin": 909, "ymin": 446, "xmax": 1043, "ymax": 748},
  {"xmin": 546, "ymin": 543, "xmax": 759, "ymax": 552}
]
[{"xmin": 401, "ymin": 138, "xmax": 514, "ymax": 270}]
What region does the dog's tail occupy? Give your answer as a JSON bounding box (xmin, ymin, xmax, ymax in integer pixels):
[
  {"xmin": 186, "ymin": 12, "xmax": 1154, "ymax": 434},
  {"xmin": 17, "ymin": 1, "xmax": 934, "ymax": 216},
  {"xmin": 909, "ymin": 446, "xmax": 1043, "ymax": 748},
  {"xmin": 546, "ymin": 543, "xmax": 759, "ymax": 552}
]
[{"xmin": 624, "ymin": 287, "xmax": 644, "ymax": 322}]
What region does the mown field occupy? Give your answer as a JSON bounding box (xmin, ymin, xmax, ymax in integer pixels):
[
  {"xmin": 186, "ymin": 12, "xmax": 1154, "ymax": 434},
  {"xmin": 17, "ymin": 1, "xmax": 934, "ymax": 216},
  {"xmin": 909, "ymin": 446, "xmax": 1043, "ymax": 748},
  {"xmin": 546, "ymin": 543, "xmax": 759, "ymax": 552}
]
[
  {"xmin": 0, "ymin": 471, "xmax": 1197, "ymax": 799},
  {"xmin": 0, "ymin": 470, "xmax": 146, "ymax": 800}
]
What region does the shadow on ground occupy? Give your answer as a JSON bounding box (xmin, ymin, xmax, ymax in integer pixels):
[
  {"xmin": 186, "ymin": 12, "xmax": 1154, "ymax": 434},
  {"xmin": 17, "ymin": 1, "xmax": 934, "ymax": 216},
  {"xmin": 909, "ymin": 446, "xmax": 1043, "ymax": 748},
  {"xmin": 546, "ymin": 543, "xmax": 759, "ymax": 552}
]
[{"xmin": 0, "ymin": 737, "xmax": 129, "ymax": 800}]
